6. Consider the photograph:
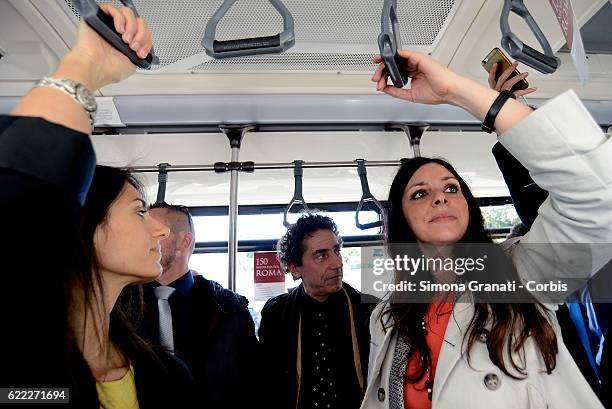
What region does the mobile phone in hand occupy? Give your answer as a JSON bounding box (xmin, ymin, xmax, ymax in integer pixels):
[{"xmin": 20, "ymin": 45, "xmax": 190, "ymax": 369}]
[{"xmin": 482, "ymin": 47, "xmax": 529, "ymax": 92}]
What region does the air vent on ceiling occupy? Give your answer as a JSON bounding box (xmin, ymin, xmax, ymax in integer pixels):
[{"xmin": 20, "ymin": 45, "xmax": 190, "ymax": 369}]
[{"xmin": 64, "ymin": 0, "xmax": 459, "ymax": 73}]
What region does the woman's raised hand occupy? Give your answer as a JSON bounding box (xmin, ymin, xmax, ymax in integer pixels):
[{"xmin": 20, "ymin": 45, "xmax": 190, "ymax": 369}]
[
  {"xmin": 63, "ymin": 3, "xmax": 152, "ymax": 90},
  {"xmin": 11, "ymin": 4, "xmax": 153, "ymax": 133},
  {"xmin": 371, "ymin": 50, "xmax": 464, "ymax": 105},
  {"xmin": 488, "ymin": 61, "xmax": 537, "ymax": 98},
  {"xmin": 371, "ymin": 49, "xmax": 534, "ymax": 135}
]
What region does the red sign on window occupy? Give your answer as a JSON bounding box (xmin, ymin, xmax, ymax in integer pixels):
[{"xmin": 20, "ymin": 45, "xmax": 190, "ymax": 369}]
[
  {"xmin": 254, "ymin": 252, "xmax": 286, "ymax": 300},
  {"xmin": 254, "ymin": 252, "xmax": 284, "ymax": 283}
]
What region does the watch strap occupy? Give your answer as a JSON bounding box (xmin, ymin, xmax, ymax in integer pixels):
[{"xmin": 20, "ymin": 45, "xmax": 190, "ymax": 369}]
[
  {"xmin": 481, "ymin": 90, "xmax": 516, "ymax": 134},
  {"xmin": 35, "ymin": 77, "xmax": 97, "ymax": 127}
]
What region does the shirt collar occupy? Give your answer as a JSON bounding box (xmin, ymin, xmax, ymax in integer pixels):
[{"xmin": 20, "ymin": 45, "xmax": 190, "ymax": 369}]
[
  {"xmin": 300, "ymin": 283, "xmax": 344, "ymax": 310},
  {"xmin": 168, "ymin": 270, "xmax": 195, "ymax": 296}
]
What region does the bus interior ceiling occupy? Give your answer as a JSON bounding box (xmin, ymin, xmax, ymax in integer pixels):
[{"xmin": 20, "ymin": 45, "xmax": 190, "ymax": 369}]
[{"xmin": 1, "ymin": 0, "xmax": 611, "ymax": 209}]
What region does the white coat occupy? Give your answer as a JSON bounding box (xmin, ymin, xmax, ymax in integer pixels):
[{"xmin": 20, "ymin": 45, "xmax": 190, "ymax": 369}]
[{"xmin": 360, "ymin": 90, "xmax": 612, "ymax": 409}]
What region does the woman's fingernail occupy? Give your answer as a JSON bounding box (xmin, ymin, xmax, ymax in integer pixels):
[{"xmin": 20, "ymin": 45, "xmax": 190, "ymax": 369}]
[{"xmin": 131, "ymin": 42, "xmax": 140, "ymax": 51}]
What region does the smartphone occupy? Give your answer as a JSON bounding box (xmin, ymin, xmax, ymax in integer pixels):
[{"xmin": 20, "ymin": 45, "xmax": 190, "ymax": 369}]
[{"xmin": 482, "ymin": 47, "xmax": 529, "ymax": 92}]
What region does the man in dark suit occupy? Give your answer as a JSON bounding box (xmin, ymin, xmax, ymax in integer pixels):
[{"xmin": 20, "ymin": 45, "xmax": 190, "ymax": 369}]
[
  {"xmin": 140, "ymin": 203, "xmax": 257, "ymax": 409},
  {"xmin": 258, "ymin": 214, "xmax": 378, "ymax": 409}
]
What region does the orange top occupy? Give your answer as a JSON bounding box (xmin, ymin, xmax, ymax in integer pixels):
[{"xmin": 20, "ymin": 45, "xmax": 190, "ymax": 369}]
[{"xmin": 403, "ymin": 302, "xmax": 453, "ymax": 409}]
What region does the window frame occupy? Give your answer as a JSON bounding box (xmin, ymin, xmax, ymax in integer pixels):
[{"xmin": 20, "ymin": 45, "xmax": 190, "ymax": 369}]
[{"xmin": 187, "ymin": 197, "xmax": 516, "ymax": 253}]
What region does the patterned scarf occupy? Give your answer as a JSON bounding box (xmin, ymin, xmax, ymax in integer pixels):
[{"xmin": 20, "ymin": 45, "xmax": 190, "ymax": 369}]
[{"xmin": 388, "ymin": 332, "xmax": 411, "ymax": 409}]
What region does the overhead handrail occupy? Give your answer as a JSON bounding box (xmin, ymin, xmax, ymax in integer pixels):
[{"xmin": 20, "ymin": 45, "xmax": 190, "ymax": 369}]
[
  {"xmin": 355, "ymin": 160, "xmax": 385, "ymax": 230},
  {"xmin": 387, "ymin": 123, "xmax": 429, "ymax": 157},
  {"xmin": 378, "ymin": 0, "xmax": 407, "ymax": 88},
  {"xmin": 213, "ymin": 161, "xmax": 255, "ymax": 173},
  {"xmin": 72, "ymin": 0, "xmax": 159, "ymax": 69},
  {"xmin": 203, "ymin": 0, "xmax": 295, "ymax": 59},
  {"xmin": 125, "ymin": 159, "xmax": 407, "ymax": 173},
  {"xmin": 283, "ymin": 160, "xmax": 309, "ymax": 227},
  {"xmin": 500, "ymin": 0, "xmax": 560, "ymax": 74},
  {"xmin": 154, "ymin": 162, "xmax": 170, "ymax": 204}
]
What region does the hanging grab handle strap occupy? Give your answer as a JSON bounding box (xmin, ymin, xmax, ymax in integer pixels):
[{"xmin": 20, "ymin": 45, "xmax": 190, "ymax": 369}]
[
  {"xmin": 355, "ymin": 159, "xmax": 385, "ymax": 230},
  {"xmin": 72, "ymin": 0, "xmax": 158, "ymax": 69},
  {"xmin": 155, "ymin": 163, "xmax": 170, "ymax": 205},
  {"xmin": 203, "ymin": 0, "xmax": 295, "ymax": 59},
  {"xmin": 283, "ymin": 160, "xmax": 309, "ymax": 227},
  {"xmin": 500, "ymin": 0, "xmax": 560, "ymax": 74},
  {"xmin": 377, "ymin": 0, "xmax": 408, "ymax": 88}
]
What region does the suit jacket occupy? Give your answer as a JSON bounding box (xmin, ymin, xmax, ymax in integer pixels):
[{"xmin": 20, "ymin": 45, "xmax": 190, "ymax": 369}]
[
  {"xmin": 140, "ymin": 275, "xmax": 257, "ymax": 409},
  {"xmin": 258, "ymin": 282, "xmax": 379, "ymax": 409},
  {"xmin": 361, "ymin": 90, "xmax": 611, "ymax": 409},
  {"xmin": 492, "ymin": 105, "xmax": 611, "ymax": 407},
  {"xmin": 0, "ymin": 115, "xmax": 194, "ymax": 408}
]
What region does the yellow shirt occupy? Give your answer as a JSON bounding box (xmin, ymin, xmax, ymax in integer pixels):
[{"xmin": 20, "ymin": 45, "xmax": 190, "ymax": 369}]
[{"xmin": 96, "ymin": 363, "xmax": 140, "ymax": 409}]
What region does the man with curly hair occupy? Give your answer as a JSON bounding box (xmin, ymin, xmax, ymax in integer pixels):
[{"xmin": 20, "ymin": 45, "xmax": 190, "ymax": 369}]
[{"xmin": 258, "ymin": 213, "xmax": 378, "ymax": 409}]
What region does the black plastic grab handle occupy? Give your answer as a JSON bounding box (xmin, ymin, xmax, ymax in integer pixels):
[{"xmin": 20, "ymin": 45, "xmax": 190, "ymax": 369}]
[
  {"xmin": 378, "ymin": 0, "xmax": 408, "ymax": 88},
  {"xmin": 213, "ymin": 35, "xmax": 281, "ymax": 53},
  {"xmin": 500, "ymin": 0, "xmax": 560, "ymax": 74},
  {"xmin": 355, "ymin": 160, "xmax": 385, "ymax": 230},
  {"xmin": 502, "ymin": 36, "xmax": 561, "ymax": 74},
  {"xmin": 72, "ymin": 0, "xmax": 157, "ymax": 69},
  {"xmin": 283, "ymin": 160, "xmax": 309, "ymax": 228},
  {"xmin": 117, "ymin": 0, "xmax": 159, "ymax": 65},
  {"xmin": 356, "ymin": 198, "xmax": 384, "ymax": 230},
  {"xmin": 203, "ymin": 0, "xmax": 295, "ymax": 59}
]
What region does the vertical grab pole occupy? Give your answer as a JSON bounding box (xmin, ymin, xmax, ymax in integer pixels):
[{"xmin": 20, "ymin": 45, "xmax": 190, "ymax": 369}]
[
  {"xmin": 219, "ymin": 124, "xmax": 255, "ymax": 291},
  {"xmin": 229, "ymin": 145, "xmax": 239, "ymax": 292},
  {"xmin": 387, "ymin": 123, "xmax": 429, "ymax": 157}
]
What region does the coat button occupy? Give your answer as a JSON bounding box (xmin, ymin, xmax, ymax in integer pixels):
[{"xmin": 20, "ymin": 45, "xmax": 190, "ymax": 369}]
[
  {"xmin": 377, "ymin": 387, "xmax": 385, "ymax": 402},
  {"xmin": 478, "ymin": 328, "xmax": 490, "ymax": 343},
  {"xmin": 484, "ymin": 373, "xmax": 501, "ymax": 390}
]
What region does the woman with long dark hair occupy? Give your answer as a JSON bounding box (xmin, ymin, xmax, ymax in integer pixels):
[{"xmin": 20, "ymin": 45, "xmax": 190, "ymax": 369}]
[
  {"xmin": 76, "ymin": 165, "xmax": 195, "ymax": 407},
  {"xmin": 1, "ymin": 4, "xmax": 194, "ymax": 407},
  {"xmin": 359, "ymin": 51, "xmax": 611, "ymax": 409}
]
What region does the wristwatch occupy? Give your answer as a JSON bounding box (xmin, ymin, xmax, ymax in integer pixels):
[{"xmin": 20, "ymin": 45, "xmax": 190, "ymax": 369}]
[{"xmin": 35, "ymin": 77, "xmax": 97, "ymax": 127}]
